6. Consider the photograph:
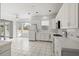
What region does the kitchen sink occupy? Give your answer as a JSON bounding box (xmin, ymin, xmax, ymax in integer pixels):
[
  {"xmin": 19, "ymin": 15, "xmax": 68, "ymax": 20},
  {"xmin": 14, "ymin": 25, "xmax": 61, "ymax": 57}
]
[{"xmin": 53, "ymin": 34, "xmax": 62, "ymax": 37}]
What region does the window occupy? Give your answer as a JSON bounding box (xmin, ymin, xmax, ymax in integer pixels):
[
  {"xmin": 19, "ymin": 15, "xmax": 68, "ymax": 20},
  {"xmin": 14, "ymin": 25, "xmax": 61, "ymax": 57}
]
[{"xmin": 0, "ymin": 19, "xmax": 13, "ymax": 40}]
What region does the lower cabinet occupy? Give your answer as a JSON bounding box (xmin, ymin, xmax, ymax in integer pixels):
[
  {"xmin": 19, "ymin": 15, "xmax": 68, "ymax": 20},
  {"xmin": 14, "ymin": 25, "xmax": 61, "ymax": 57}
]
[{"xmin": 53, "ymin": 37, "xmax": 79, "ymax": 56}]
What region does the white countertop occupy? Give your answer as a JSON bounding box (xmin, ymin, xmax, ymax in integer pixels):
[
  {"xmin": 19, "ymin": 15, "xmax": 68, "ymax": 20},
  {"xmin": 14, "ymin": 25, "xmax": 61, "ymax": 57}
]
[{"xmin": 54, "ymin": 37, "xmax": 79, "ymax": 49}]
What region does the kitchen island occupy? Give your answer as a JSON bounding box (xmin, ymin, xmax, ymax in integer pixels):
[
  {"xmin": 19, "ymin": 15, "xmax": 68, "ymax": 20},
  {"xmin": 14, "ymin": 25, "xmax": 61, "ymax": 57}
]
[{"xmin": 52, "ymin": 36, "xmax": 79, "ymax": 56}]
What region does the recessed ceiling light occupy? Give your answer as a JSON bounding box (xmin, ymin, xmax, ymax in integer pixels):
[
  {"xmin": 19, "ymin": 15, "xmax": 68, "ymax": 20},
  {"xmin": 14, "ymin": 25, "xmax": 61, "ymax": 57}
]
[
  {"xmin": 49, "ymin": 10, "xmax": 51, "ymax": 12},
  {"xmin": 36, "ymin": 12, "xmax": 39, "ymax": 13},
  {"xmin": 28, "ymin": 12, "xmax": 31, "ymax": 15}
]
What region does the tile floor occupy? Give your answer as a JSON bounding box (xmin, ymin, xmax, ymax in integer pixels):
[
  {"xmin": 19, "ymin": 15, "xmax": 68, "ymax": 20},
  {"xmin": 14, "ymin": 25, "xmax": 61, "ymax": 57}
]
[{"xmin": 11, "ymin": 41, "xmax": 53, "ymax": 56}]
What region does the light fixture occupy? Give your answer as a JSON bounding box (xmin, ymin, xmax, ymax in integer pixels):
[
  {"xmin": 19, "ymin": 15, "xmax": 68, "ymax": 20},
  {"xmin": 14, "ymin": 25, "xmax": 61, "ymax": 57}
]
[
  {"xmin": 15, "ymin": 14, "xmax": 19, "ymax": 19},
  {"xmin": 36, "ymin": 11, "xmax": 39, "ymax": 13},
  {"xmin": 49, "ymin": 10, "xmax": 51, "ymax": 12}
]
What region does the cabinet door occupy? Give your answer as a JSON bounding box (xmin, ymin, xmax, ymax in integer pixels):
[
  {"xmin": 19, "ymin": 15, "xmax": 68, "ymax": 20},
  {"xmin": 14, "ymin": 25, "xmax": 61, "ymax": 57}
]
[
  {"xmin": 68, "ymin": 4, "xmax": 78, "ymax": 28},
  {"xmin": 37, "ymin": 31, "xmax": 50, "ymax": 41},
  {"xmin": 54, "ymin": 37, "xmax": 62, "ymax": 56}
]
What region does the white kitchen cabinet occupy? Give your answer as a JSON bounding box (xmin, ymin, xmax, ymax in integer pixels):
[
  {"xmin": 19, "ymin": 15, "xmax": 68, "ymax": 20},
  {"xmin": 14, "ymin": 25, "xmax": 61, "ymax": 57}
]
[{"xmin": 56, "ymin": 3, "xmax": 78, "ymax": 28}]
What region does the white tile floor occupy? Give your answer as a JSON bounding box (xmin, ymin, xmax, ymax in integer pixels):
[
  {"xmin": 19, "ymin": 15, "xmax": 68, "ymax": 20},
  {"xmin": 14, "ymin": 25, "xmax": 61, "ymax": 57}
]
[{"xmin": 11, "ymin": 41, "xmax": 53, "ymax": 56}]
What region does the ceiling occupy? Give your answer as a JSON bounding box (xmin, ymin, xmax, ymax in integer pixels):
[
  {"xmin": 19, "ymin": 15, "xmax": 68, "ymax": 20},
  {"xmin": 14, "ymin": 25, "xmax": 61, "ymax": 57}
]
[{"xmin": 1, "ymin": 3, "xmax": 63, "ymax": 19}]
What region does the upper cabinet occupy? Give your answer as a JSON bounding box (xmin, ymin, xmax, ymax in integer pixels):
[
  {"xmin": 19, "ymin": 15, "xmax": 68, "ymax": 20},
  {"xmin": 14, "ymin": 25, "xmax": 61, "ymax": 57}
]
[{"xmin": 56, "ymin": 3, "xmax": 78, "ymax": 29}]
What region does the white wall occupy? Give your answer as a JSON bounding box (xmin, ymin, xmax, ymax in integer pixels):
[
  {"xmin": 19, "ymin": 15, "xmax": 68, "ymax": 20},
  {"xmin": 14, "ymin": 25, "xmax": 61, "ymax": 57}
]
[
  {"xmin": 56, "ymin": 3, "xmax": 78, "ymax": 29},
  {"xmin": 51, "ymin": 18, "xmax": 56, "ymax": 29}
]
